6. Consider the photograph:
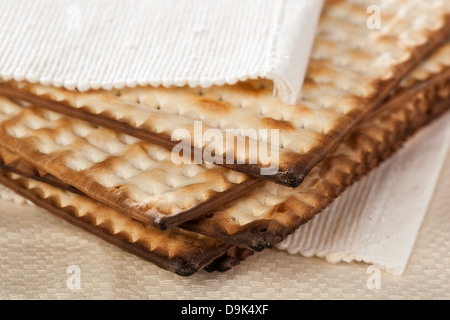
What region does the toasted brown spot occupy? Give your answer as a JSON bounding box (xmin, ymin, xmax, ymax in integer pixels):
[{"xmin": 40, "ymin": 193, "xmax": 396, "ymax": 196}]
[{"xmin": 261, "ymin": 117, "xmax": 295, "ymax": 131}]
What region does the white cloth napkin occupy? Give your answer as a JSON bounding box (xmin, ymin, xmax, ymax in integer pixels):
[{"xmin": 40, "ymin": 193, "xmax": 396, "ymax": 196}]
[
  {"xmin": 0, "ymin": 0, "xmax": 323, "ymax": 104},
  {"xmin": 277, "ymin": 111, "xmax": 450, "ymax": 275}
]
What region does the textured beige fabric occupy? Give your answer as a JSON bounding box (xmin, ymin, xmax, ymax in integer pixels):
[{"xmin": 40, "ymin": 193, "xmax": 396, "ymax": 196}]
[
  {"xmin": 277, "ymin": 112, "xmax": 450, "ymax": 276},
  {"xmin": 1, "ymin": 150, "xmax": 449, "ymax": 299}
]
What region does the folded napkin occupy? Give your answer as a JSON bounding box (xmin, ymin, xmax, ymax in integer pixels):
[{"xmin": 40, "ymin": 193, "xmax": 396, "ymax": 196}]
[
  {"xmin": 278, "ymin": 111, "xmax": 450, "ymax": 275},
  {"xmin": 0, "ymin": 0, "xmax": 323, "ymax": 104},
  {"xmin": 2, "ymin": 112, "xmax": 448, "ymax": 276}
]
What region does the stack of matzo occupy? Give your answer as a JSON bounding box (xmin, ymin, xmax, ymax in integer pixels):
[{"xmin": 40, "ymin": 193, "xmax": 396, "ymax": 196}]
[{"xmin": 1, "ymin": 0, "xmax": 450, "ymax": 276}]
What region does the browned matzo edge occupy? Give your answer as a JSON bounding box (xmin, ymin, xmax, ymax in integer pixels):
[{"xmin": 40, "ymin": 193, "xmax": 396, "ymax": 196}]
[
  {"xmin": 1, "ymin": 67, "xmax": 449, "ymax": 252},
  {"xmin": 0, "ymin": 146, "xmax": 262, "ymax": 233},
  {"xmin": 1, "ymin": 1, "xmax": 449, "ymax": 187},
  {"xmin": 365, "ymin": 67, "xmax": 450, "ymax": 123},
  {"xmin": 0, "ymin": 170, "xmax": 235, "ymax": 276}
]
